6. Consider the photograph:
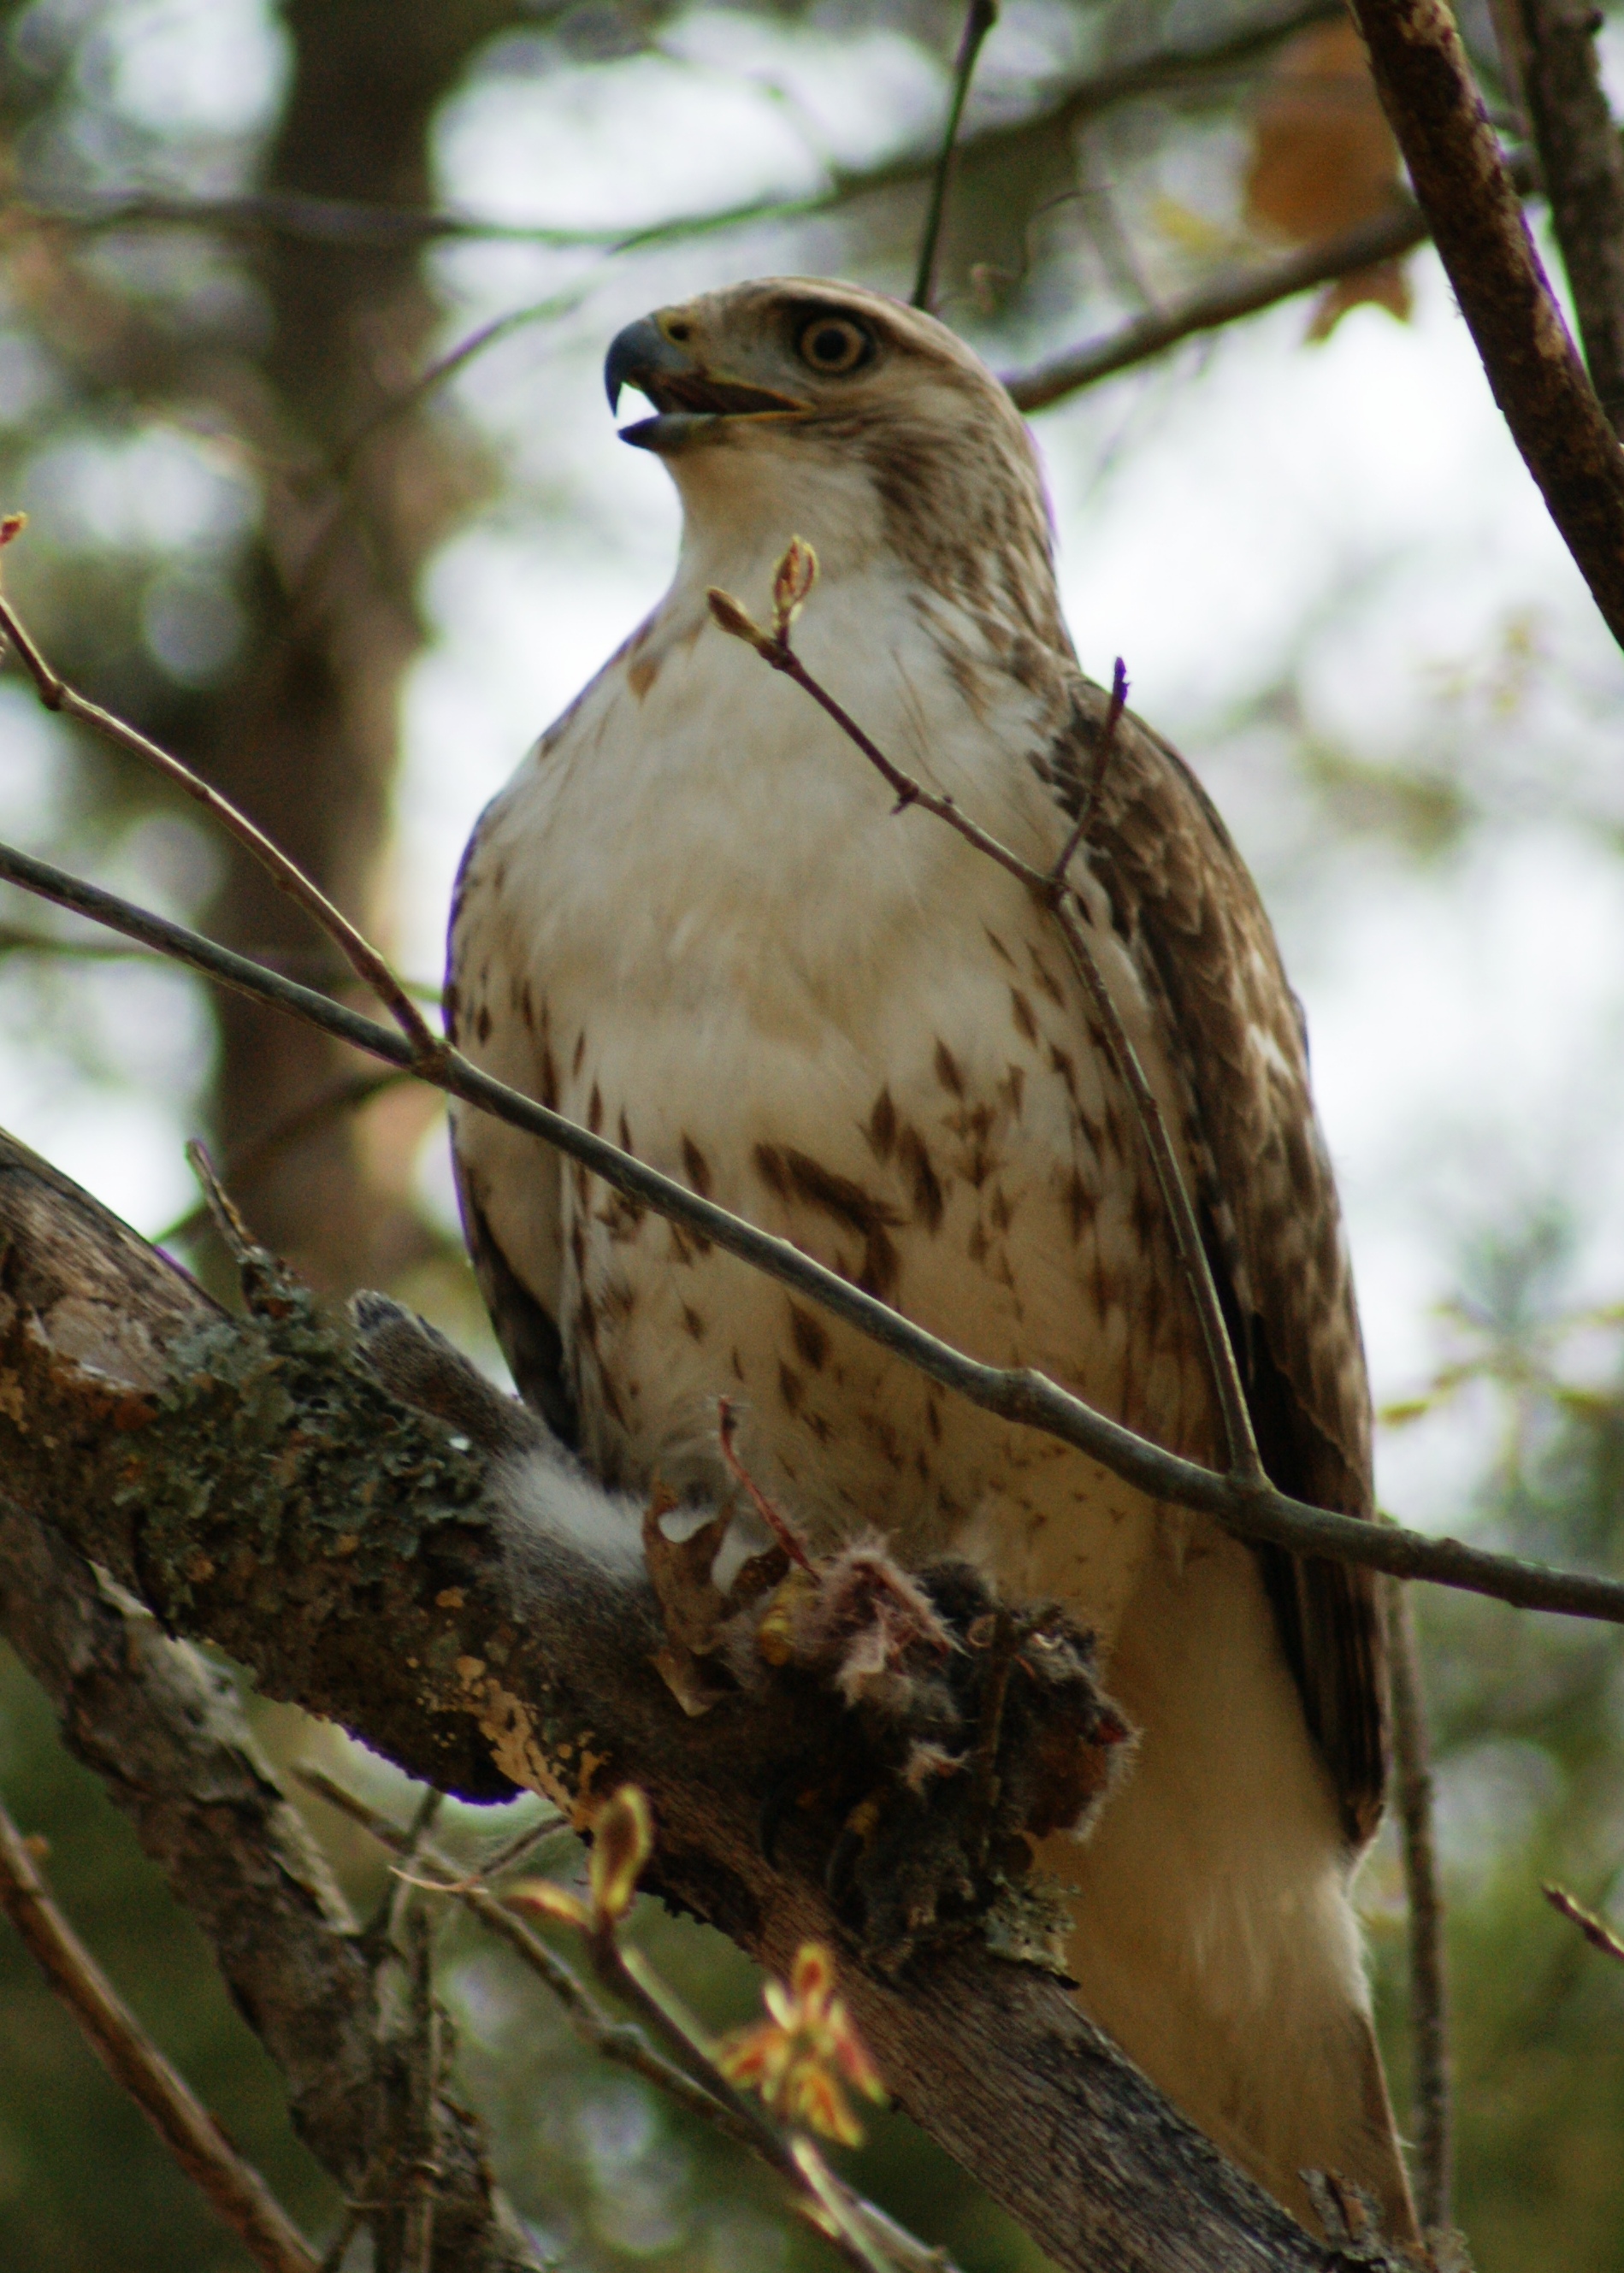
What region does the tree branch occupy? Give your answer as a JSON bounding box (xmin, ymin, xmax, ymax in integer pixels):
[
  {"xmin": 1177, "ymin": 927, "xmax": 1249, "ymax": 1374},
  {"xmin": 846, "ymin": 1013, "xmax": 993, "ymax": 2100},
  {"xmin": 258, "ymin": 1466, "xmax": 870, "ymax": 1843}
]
[
  {"xmin": 1006, "ymin": 199, "xmax": 1433, "ymax": 410},
  {"xmin": 1543, "ymin": 1882, "xmax": 1624, "ymax": 1963},
  {"xmin": 0, "ymin": 1790, "xmax": 320, "ymax": 2273},
  {"xmin": 0, "ymin": 529, "xmax": 437, "ymax": 1058},
  {"xmin": 0, "ymin": 1500, "xmax": 542, "ymax": 2271},
  {"xmin": 1506, "ymin": 0, "xmax": 1624, "ymax": 433},
  {"xmin": 7, "ymin": 1, "xmax": 1341, "ymax": 258},
  {"xmin": 707, "ymin": 581, "xmax": 1263, "ymax": 1488},
  {"xmin": 1383, "ymin": 1583, "xmax": 1452, "ymax": 2241},
  {"xmin": 0, "ymin": 1125, "xmax": 1413, "ymax": 2273},
  {"xmin": 1346, "ymin": 0, "xmax": 1624, "ymax": 649},
  {"xmin": 1004, "ymin": 145, "xmax": 1537, "ymax": 412},
  {"xmin": 912, "ymin": 0, "xmax": 1000, "ymax": 311},
  {"xmin": 1, "ymin": 840, "xmax": 1621, "ymax": 1630}
]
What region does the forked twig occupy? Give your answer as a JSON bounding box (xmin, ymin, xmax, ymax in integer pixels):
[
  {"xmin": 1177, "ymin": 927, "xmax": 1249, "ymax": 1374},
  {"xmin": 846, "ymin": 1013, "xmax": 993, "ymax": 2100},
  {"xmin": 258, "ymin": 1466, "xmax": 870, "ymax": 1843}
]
[
  {"xmin": 0, "ymin": 1795, "xmax": 319, "ymax": 2273},
  {"xmin": 3, "ymin": 828, "xmax": 1624, "ymax": 1624},
  {"xmin": 298, "ymin": 1768, "xmax": 950, "ymax": 2273},
  {"xmin": 912, "ymin": 0, "xmax": 1000, "ymax": 311},
  {"xmin": 709, "ymin": 558, "xmax": 1264, "ymax": 1487},
  {"xmin": 293, "ymin": 1768, "xmax": 750, "ymax": 2140},
  {"xmin": 0, "ymin": 517, "xmax": 439, "ymax": 1059}
]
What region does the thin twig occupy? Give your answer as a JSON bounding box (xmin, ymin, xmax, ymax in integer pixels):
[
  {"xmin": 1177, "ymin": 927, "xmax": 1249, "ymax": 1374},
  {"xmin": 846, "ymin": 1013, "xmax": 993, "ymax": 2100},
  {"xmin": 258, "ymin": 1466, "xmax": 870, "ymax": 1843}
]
[
  {"xmin": 593, "ymin": 1934, "xmax": 924, "ymax": 2273},
  {"xmin": 0, "ymin": 922, "xmax": 439, "ymax": 997},
  {"xmin": 1007, "ymin": 201, "xmax": 1427, "ymax": 410},
  {"xmin": 707, "ymin": 586, "xmax": 1265, "ymax": 1486},
  {"xmin": 1346, "ymin": 0, "xmax": 1624, "ymax": 650},
  {"xmin": 275, "ymin": 286, "xmax": 591, "ymax": 638},
  {"xmin": 1383, "ymin": 1582, "xmax": 1452, "ymax": 2238},
  {"xmin": 1543, "ymin": 1882, "xmax": 1624, "ymax": 1963},
  {"xmin": 399, "ymin": 1901, "xmax": 440, "ymax": 2273},
  {"xmin": 154, "ymin": 1073, "xmax": 410, "ymax": 1251},
  {"xmin": 1004, "ymin": 150, "xmax": 1539, "ymax": 412},
  {"xmin": 912, "ymin": 0, "xmax": 1000, "ymax": 310},
  {"xmin": 0, "ymin": 1795, "xmax": 319, "ymax": 2273},
  {"xmin": 4, "ymin": 829, "xmax": 1624, "ymax": 1627},
  {"xmin": 1045, "ymin": 889, "xmax": 1263, "ymax": 1483},
  {"xmin": 1049, "ymin": 657, "xmax": 1128, "ymax": 883},
  {"xmin": 718, "ymin": 1395, "xmax": 816, "ymax": 1571},
  {"xmin": 0, "ymin": 542, "xmax": 439, "ymax": 1059},
  {"xmin": 292, "ymin": 1767, "xmax": 764, "ymax": 2142},
  {"xmin": 296, "ymin": 1768, "xmax": 946, "ymax": 2273},
  {"xmin": 9, "ymin": 2, "xmax": 1340, "ymax": 259},
  {"xmin": 383, "ymin": 1789, "xmax": 445, "ymax": 1945},
  {"xmin": 791, "ymin": 2139, "xmax": 905, "ymax": 2273}
]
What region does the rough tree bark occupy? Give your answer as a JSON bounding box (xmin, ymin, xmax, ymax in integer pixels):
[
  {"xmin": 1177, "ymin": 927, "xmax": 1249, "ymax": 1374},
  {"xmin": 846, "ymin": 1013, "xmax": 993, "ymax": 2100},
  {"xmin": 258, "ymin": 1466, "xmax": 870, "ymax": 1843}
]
[
  {"xmin": 1508, "ymin": 0, "xmax": 1624, "ymax": 435},
  {"xmin": 0, "ymin": 1500, "xmax": 540, "ymax": 2272},
  {"xmin": 1348, "ymin": 0, "xmax": 1624, "ymax": 648},
  {"xmin": 0, "ymin": 1126, "xmax": 1419, "ymax": 2273}
]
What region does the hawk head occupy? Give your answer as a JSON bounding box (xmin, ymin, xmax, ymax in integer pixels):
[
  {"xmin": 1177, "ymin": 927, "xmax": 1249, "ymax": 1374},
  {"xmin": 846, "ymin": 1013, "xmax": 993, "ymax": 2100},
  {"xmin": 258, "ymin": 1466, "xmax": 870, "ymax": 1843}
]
[{"xmin": 604, "ymin": 277, "xmax": 1066, "ymax": 653}]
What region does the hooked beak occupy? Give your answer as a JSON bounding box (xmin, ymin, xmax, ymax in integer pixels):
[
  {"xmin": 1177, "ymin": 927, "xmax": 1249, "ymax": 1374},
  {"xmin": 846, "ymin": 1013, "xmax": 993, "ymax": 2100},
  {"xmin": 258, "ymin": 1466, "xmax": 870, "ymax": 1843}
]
[{"xmin": 603, "ymin": 315, "xmax": 807, "ymax": 453}]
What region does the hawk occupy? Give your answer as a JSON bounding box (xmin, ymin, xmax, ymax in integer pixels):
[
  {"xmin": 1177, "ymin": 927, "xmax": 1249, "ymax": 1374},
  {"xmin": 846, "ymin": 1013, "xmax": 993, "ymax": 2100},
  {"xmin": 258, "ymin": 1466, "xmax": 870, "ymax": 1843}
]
[{"xmin": 447, "ymin": 277, "xmax": 1416, "ymax": 2241}]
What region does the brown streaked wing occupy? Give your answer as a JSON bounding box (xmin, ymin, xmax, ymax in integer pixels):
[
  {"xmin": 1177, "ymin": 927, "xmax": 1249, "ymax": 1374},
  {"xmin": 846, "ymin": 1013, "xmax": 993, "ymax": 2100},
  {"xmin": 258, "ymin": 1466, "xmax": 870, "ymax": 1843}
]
[
  {"xmin": 1036, "ymin": 680, "xmax": 1388, "ymax": 1845},
  {"xmin": 452, "ymin": 1158, "xmax": 580, "ymax": 1452}
]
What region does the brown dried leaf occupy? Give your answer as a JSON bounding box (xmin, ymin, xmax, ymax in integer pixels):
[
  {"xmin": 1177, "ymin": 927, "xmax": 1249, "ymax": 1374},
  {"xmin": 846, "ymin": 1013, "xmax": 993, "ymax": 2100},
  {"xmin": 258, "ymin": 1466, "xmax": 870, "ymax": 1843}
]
[
  {"xmin": 1243, "ymin": 19, "xmax": 1411, "ymax": 338},
  {"xmin": 1306, "ymin": 257, "xmax": 1413, "ymax": 341},
  {"xmin": 642, "ymin": 1485, "xmax": 788, "ymax": 1713},
  {"xmin": 641, "ymin": 1486, "xmax": 731, "ymax": 1655},
  {"xmin": 1245, "ymin": 21, "xmax": 1400, "ymax": 242}
]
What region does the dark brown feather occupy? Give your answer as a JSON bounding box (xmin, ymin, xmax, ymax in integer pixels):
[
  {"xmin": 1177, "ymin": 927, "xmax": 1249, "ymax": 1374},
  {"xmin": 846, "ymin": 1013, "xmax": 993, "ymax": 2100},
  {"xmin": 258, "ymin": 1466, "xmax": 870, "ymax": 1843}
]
[
  {"xmin": 454, "ymin": 1166, "xmax": 579, "ymax": 1452},
  {"xmin": 1040, "ymin": 682, "xmax": 1389, "ymax": 1845}
]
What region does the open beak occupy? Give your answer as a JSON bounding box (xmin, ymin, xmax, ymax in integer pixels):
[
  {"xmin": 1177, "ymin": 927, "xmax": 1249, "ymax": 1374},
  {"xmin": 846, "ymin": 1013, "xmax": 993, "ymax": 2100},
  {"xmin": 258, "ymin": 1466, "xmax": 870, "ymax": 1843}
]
[{"xmin": 604, "ymin": 316, "xmax": 806, "ymax": 452}]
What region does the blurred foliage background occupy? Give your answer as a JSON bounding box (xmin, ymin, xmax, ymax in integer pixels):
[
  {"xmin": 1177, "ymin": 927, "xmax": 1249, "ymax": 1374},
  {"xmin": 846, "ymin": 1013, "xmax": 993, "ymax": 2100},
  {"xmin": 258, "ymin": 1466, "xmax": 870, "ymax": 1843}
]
[{"xmin": 2, "ymin": 0, "xmax": 1624, "ymax": 2265}]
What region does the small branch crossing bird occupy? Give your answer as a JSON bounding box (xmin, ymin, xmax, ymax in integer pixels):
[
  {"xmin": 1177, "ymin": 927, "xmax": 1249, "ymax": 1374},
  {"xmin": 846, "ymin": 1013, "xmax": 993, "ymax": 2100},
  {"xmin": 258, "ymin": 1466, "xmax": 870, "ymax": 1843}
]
[{"xmin": 447, "ymin": 277, "xmax": 1418, "ymax": 2245}]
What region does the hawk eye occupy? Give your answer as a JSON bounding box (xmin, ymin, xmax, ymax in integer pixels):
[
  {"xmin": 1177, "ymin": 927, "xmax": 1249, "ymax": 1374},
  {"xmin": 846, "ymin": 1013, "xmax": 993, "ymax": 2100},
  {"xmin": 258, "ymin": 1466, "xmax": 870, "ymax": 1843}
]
[{"xmin": 796, "ymin": 315, "xmax": 871, "ymax": 375}]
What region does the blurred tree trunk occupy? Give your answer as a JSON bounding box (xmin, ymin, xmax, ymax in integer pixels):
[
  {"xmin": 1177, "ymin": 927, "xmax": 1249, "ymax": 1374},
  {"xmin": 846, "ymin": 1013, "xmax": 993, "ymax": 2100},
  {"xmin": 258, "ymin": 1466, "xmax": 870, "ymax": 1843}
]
[{"xmin": 202, "ymin": 0, "xmax": 512, "ymax": 1290}]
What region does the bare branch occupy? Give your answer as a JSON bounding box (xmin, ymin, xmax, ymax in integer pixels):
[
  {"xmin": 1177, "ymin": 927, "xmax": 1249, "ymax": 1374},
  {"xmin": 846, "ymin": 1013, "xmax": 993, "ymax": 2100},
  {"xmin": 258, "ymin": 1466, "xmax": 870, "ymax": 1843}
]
[
  {"xmin": 707, "ymin": 573, "xmax": 1265, "ymax": 1488},
  {"xmin": 1504, "ymin": 0, "xmax": 1624, "ymax": 432},
  {"xmin": 1006, "ymin": 200, "xmax": 1432, "ymax": 410},
  {"xmin": 912, "ymin": 0, "xmax": 1000, "ymax": 312},
  {"xmin": 2, "ymin": 841, "xmax": 1622, "ymax": 1625},
  {"xmin": 1383, "ymin": 1583, "xmax": 1453, "ymax": 2239},
  {"xmin": 1346, "ymin": 0, "xmax": 1624, "ymax": 649},
  {"xmin": 8, "ymin": 2, "xmax": 1341, "ymax": 259},
  {"xmin": 411, "ymin": 1839, "xmax": 947, "ymax": 2273},
  {"xmin": 291, "ymin": 1766, "xmax": 771, "ymax": 2152},
  {"xmin": 399, "ymin": 1896, "xmax": 440, "ymax": 2273},
  {"xmin": 0, "ymin": 533, "xmax": 439, "ymax": 1059},
  {"xmin": 0, "ymin": 1143, "xmax": 1417, "ymax": 2272},
  {"xmin": 1004, "ymin": 147, "xmax": 1547, "ymax": 414},
  {"xmin": 1543, "ymin": 1882, "xmax": 1624, "ymax": 1963},
  {"xmin": 154, "ymin": 1074, "xmax": 411, "ymax": 1251},
  {"xmin": 0, "ymin": 1792, "xmax": 321, "ymax": 2273},
  {"xmin": 0, "ymin": 1499, "xmax": 543, "ymax": 2271}
]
